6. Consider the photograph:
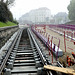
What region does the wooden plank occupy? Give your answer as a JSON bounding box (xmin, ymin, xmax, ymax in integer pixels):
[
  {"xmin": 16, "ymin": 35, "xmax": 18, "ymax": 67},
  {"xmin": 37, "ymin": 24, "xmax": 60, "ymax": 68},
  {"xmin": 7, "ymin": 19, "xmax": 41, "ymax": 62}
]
[{"xmin": 44, "ymin": 65, "xmax": 75, "ymax": 75}]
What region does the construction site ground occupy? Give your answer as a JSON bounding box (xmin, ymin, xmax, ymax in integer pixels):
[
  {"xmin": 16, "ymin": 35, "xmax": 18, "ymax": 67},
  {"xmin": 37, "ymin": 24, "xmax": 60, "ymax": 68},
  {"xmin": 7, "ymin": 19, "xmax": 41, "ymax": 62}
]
[{"xmin": 45, "ymin": 27, "xmax": 75, "ymax": 70}]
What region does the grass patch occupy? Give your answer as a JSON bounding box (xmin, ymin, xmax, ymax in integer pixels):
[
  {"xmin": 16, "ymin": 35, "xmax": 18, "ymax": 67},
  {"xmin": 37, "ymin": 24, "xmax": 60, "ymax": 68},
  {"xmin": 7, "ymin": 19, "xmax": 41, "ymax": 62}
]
[{"xmin": 0, "ymin": 21, "xmax": 17, "ymax": 27}]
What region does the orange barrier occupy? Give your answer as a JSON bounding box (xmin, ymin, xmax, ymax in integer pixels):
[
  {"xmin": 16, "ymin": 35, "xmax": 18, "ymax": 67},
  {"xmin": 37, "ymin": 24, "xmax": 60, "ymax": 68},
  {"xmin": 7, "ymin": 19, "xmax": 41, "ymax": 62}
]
[
  {"xmin": 67, "ymin": 55, "xmax": 75, "ymax": 66},
  {"xmin": 72, "ymin": 52, "xmax": 75, "ymax": 59},
  {"xmin": 35, "ymin": 25, "xmax": 46, "ymax": 33}
]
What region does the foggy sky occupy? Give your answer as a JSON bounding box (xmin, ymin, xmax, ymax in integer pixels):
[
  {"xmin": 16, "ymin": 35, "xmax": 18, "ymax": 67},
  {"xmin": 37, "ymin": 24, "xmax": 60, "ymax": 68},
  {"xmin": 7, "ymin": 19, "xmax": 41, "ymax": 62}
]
[{"xmin": 10, "ymin": 0, "xmax": 70, "ymax": 20}]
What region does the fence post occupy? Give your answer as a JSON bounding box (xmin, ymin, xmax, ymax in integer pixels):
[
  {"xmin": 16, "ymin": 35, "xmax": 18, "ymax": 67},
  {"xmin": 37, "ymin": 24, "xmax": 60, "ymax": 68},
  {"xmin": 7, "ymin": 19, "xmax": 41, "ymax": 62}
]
[
  {"xmin": 74, "ymin": 32, "xmax": 75, "ymax": 38},
  {"xmin": 51, "ymin": 36, "xmax": 53, "ymax": 63},
  {"xmin": 56, "ymin": 39, "xmax": 60, "ymax": 60},
  {"xmin": 64, "ymin": 31, "xmax": 66, "ymax": 52},
  {"xmin": 47, "ymin": 36, "xmax": 50, "ymax": 56}
]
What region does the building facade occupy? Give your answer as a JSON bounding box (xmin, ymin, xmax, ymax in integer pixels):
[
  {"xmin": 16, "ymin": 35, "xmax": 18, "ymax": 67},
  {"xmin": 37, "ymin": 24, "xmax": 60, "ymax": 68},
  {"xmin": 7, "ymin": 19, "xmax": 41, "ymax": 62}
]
[{"xmin": 19, "ymin": 7, "xmax": 52, "ymax": 24}]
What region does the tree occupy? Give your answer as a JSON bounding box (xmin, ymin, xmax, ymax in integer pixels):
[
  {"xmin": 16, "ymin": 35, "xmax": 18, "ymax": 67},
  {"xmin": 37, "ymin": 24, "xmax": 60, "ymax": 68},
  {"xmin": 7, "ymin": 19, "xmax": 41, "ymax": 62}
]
[
  {"xmin": 0, "ymin": 0, "xmax": 15, "ymax": 22},
  {"xmin": 0, "ymin": 3, "xmax": 7, "ymax": 22},
  {"xmin": 67, "ymin": 0, "xmax": 75, "ymax": 20},
  {"xmin": 0, "ymin": 1, "xmax": 13, "ymax": 22},
  {"xmin": 0, "ymin": 0, "xmax": 15, "ymax": 6},
  {"xmin": 6, "ymin": 0, "xmax": 15, "ymax": 6}
]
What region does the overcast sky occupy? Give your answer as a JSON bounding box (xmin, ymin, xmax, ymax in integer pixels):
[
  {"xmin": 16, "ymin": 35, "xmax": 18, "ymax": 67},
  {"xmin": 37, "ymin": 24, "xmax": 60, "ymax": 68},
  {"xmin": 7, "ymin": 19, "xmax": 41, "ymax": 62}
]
[{"xmin": 10, "ymin": 0, "xmax": 70, "ymax": 20}]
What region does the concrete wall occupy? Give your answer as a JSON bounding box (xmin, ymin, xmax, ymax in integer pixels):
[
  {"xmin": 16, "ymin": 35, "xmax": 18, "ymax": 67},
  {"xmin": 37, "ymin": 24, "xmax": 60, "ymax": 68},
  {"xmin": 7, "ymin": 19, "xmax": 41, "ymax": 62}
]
[{"xmin": 0, "ymin": 26, "xmax": 19, "ymax": 49}]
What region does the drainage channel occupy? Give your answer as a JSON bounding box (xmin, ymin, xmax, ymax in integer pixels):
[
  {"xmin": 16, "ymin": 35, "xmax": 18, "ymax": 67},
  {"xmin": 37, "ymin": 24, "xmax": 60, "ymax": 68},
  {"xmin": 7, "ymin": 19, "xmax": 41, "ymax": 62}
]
[{"xmin": 2, "ymin": 28, "xmax": 48, "ymax": 75}]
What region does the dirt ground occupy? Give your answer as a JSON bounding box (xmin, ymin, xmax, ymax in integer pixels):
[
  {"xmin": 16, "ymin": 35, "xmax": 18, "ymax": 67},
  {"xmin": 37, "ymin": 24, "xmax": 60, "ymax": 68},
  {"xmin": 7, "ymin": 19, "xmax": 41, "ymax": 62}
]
[
  {"xmin": 35, "ymin": 26, "xmax": 75, "ymax": 69},
  {"xmin": 46, "ymin": 27, "xmax": 75, "ymax": 54},
  {"xmin": 45, "ymin": 27, "xmax": 75, "ymax": 69}
]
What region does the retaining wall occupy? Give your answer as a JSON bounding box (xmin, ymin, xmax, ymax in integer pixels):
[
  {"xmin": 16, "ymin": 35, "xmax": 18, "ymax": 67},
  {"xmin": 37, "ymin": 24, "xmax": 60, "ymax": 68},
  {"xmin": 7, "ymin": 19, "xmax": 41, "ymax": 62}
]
[{"xmin": 0, "ymin": 26, "xmax": 19, "ymax": 48}]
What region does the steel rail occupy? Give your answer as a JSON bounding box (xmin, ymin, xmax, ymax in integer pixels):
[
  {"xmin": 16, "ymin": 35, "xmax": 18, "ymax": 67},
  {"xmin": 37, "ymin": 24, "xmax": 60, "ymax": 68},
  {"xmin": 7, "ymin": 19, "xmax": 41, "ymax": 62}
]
[
  {"xmin": 28, "ymin": 28, "xmax": 64, "ymax": 74},
  {"xmin": 28, "ymin": 28, "xmax": 54, "ymax": 75},
  {"xmin": 0, "ymin": 28, "xmax": 63, "ymax": 75},
  {"xmin": 28, "ymin": 28, "xmax": 47, "ymax": 65},
  {"xmin": 0, "ymin": 29, "xmax": 23, "ymax": 75}
]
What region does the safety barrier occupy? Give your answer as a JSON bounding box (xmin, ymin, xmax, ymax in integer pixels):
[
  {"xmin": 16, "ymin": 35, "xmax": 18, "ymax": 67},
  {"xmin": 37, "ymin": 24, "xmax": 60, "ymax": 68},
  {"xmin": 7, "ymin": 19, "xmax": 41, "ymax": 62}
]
[
  {"xmin": 31, "ymin": 26, "xmax": 63, "ymax": 63},
  {"xmin": 64, "ymin": 31, "xmax": 75, "ymax": 52},
  {"xmin": 48, "ymin": 24, "xmax": 75, "ymax": 30}
]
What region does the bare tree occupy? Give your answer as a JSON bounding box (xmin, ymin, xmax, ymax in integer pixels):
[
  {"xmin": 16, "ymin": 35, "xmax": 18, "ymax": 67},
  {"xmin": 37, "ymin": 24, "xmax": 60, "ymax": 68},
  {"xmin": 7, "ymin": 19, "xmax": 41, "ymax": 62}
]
[
  {"xmin": 0, "ymin": 0, "xmax": 15, "ymax": 6},
  {"xmin": 6, "ymin": 0, "xmax": 15, "ymax": 6}
]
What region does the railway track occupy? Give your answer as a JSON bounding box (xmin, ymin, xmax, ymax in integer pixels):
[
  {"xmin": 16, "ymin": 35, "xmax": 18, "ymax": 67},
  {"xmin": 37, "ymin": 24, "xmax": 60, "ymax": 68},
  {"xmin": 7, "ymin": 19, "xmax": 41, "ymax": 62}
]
[
  {"xmin": 11, "ymin": 36, "xmax": 38, "ymax": 75},
  {"xmin": 0, "ymin": 28, "xmax": 64, "ymax": 75}
]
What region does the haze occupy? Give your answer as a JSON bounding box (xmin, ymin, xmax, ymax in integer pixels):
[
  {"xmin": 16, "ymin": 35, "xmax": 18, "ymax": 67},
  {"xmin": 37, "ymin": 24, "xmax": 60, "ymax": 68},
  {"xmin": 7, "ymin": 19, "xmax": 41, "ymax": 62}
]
[{"xmin": 10, "ymin": 0, "xmax": 70, "ymax": 20}]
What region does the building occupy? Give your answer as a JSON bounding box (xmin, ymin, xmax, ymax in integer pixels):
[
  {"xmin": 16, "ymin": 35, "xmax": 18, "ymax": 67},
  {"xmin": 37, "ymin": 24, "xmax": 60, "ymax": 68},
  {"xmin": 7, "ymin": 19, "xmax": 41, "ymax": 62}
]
[
  {"xmin": 19, "ymin": 7, "xmax": 52, "ymax": 24},
  {"xmin": 53, "ymin": 12, "xmax": 69, "ymax": 24}
]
